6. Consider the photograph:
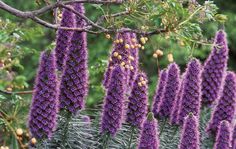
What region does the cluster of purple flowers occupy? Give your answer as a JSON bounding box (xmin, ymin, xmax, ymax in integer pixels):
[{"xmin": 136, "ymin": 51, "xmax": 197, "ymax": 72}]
[{"xmin": 28, "ymin": 8, "xmax": 235, "ymax": 148}]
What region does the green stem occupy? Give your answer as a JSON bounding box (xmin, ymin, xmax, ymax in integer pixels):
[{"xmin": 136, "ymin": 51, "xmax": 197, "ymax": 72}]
[
  {"xmin": 127, "ymin": 127, "xmax": 135, "ymax": 149},
  {"xmin": 61, "ymin": 112, "xmax": 72, "ymax": 148},
  {"xmin": 178, "ymin": 6, "xmax": 204, "ymax": 27},
  {"xmin": 102, "ymin": 133, "xmax": 110, "ymax": 149}
]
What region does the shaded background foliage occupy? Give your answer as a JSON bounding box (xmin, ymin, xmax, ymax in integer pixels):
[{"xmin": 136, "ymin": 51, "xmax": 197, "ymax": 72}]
[{"xmin": 0, "ymin": 0, "xmax": 236, "ymax": 147}]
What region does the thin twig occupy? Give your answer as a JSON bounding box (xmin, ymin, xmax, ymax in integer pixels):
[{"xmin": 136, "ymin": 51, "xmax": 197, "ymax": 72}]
[{"xmin": 0, "ymin": 89, "xmax": 33, "ymax": 95}]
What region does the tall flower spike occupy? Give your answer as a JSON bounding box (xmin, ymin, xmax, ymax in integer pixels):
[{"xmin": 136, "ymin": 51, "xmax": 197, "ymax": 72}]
[
  {"xmin": 201, "ymin": 30, "xmax": 229, "ymax": 105},
  {"xmin": 128, "ymin": 33, "xmax": 139, "ymax": 87},
  {"xmin": 55, "ymin": 5, "xmax": 75, "ymax": 71},
  {"xmin": 28, "ymin": 51, "xmax": 58, "ymax": 139},
  {"xmin": 126, "ymin": 72, "xmax": 148, "ymax": 128},
  {"xmin": 178, "ymin": 59, "xmax": 202, "ymax": 125},
  {"xmin": 232, "ymin": 124, "xmax": 236, "ymax": 149},
  {"xmin": 158, "ymin": 63, "xmax": 180, "ymax": 118},
  {"xmin": 101, "ymin": 65, "xmax": 125, "ymax": 136},
  {"xmin": 138, "ymin": 112, "xmax": 159, "ymax": 149},
  {"xmin": 59, "ymin": 3, "xmax": 88, "ymax": 114},
  {"xmin": 170, "ymin": 73, "xmax": 185, "ymax": 125},
  {"xmin": 103, "ymin": 30, "xmax": 132, "ymax": 89},
  {"xmin": 207, "ymin": 72, "xmax": 236, "ymax": 135},
  {"xmin": 152, "ymin": 69, "xmax": 167, "ymax": 117},
  {"xmin": 213, "ymin": 120, "xmax": 232, "ymax": 149},
  {"xmin": 179, "ymin": 113, "xmax": 200, "ymax": 149}
]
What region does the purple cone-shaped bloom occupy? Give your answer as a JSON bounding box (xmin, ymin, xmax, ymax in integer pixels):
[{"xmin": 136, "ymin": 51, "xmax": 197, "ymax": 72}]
[
  {"xmin": 128, "ymin": 33, "xmax": 139, "ymax": 87},
  {"xmin": 126, "ymin": 72, "xmax": 148, "ymax": 128},
  {"xmin": 170, "ymin": 73, "xmax": 185, "ymax": 125},
  {"xmin": 138, "ymin": 112, "xmax": 159, "ymax": 149},
  {"xmin": 55, "ymin": 5, "xmax": 75, "ymax": 71},
  {"xmin": 59, "ymin": 4, "xmax": 88, "ymax": 114},
  {"xmin": 152, "ymin": 69, "xmax": 167, "ymax": 117},
  {"xmin": 201, "ymin": 30, "xmax": 229, "ymax": 105},
  {"xmin": 28, "ymin": 51, "xmax": 59, "ymax": 139},
  {"xmin": 232, "ymin": 124, "xmax": 236, "ymax": 149},
  {"xmin": 158, "ymin": 63, "xmax": 180, "ymax": 118},
  {"xmin": 207, "ymin": 72, "xmax": 236, "ymax": 135},
  {"xmin": 179, "ymin": 113, "xmax": 200, "ymax": 149},
  {"xmin": 178, "ymin": 59, "xmax": 202, "ymax": 125},
  {"xmin": 101, "ymin": 65, "xmax": 125, "ymax": 136},
  {"xmin": 213, "ymin": 120, "xmax": 232, "ymax": 149},
  {"xmin": 103, "ymin": 31, "xmax": 132, "ymax": 89}
]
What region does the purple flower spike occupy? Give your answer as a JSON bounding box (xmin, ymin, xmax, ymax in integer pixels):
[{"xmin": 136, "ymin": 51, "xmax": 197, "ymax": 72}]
[
  {"xmin": 128, "ymin": 33, "xmax": 140, "ymax": 87},
  {"xmin": 170, "ymin": 73, "xmax": 185, "ymax": 125},
  {"xmin": 213, "ymin": 120, "xmax": 232, "ymax": 149},
  {"xmin": 55, "ymin": 6, "xmax": 75, "ymax": 71},
  {"xmin": 152, "ymin": 69, "xmax": 167, "ymax": 117},
  {"xmin": 201, "ymin": 30, "xmax": 229, "ymax": 105},
  {"xmin": 158, "ymin": 63, "xmax": 180, "ymax": 118},
  {"xmin": 103, "ymin": 31, "xmax": 132, "ymax": 89},
  {"xmin": 28, "ymin": 51, "xmax": 59, "ymax": 139},
  {"xmin": 207, "ymin": 72, "xmax": 236, "ymax": 135},
  {"xmin": 138, "ymin": 112, "xmax": 159, "ymax": 149},
  {"xmin": 232, "ymin": 124, "xmax": 236, "ymax": 149},
  {"xmin": 101, "ymin": 65, "xmax": 125, "ymax": 136},
  {"xmin": 178, "ymin": 59, "xmax": 202, "ymax": 125},
  {"xmin": 126, "ymin": 72, "xmax": 148, "ymax": 128},
  {"xmin": 59, "ymin": 3, "xmax": 88, "ymax": 114},
  {"xmin": 179, "ymin": 113, "xmax": 200, "ymax": 149}
]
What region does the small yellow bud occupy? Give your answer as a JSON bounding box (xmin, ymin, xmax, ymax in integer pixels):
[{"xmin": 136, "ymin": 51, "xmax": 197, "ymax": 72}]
[
  {"xmin": 141, "ymin": 81, "xmax": 146, "ymax": 85},
  {"xmin": 131, "ymin": 45, "xmax": 135, "ymax": 49},
  {"xmin": 6, "ymin": 87, "xmax": 12, "ymax": 92},
  {"xmin": 156, "ymin": 49, "xmax": 164, "ymax": 57},
  {"xmin": 167, "ymin": 53, "xmax": 174, "ymax": 63},
  {"xmin": 109, "ymin": 57, "xmax": 112, "ymax": 62},
  {"xmin": 140, "ymin": 77, "xmax": 144, "ymax": 81},
  {"xmin": 165, "ymin": 35, "xmax": 170, "ymax": 39},
  {"xmin": 129, "ymin": 56, "xmax": 134, "ymax": 61},
  {"xmin": 153, "ymin": 53, "xmax": 158, "ymax": 58},
  {"xmin": 144, "ymin": 37, "xmax": 148, "ymax": 41},
  {"xmin": 4, "ymin": 147, "xmax": 9, "ymax": 149},
  {"xmin": 125, "ymin": 64, "xmax": 130, "ymax": 69},
  {"xmin": 115, "ymin": 39, "xmax": 120, "ymax": 44},
  {"xmin": 105, "ymin": 34, "xmax": 111, "ymax": 39},
  {"xmin": 138, "ymin": 82, "xmax": 142, "ymax": 87},
  {"xmin": 141, "ymin": 26, "xmax": 145, "ymax": 30},
  {"xmin": 7, "ymin": 52, "xmax": 11, "ymax": 56},
  {"xmin": 118, "ymin": 55, "xmax": 122, "ymax": 60},
  {"xmin": 138, "ymin": 44, "xmax": 142, "ymax": 48},
  {"xmin": 31, "ymin": 138, "xmax": 37, "ymax": 145},
  {"xmin": 125, "ymin": 44, "xmax": 130, "ymax": 49},
  {"xmin": 179, "ymin": 40, "xmax": 185, "ymax": 46},
  {"xmin": 130, "ymin": 66, "xmax": 134, "ymax": 70},
  {"xmin": 121, "ymin": 62, "xmax": 125, "ymax": 66},
  {"xmin": 119, "ymin": 38, "xmax": 123, "ymax": 43},
  {"xmin": 0, "ymin": 146, "xmax": 5, "ymax": 149},
  {"xmin": 141, "ymin": 46, "xmax": 145, "ymax": 50},
  {"xmin": 131, "ymin": 38, "xmax": 136, "ymax": 43},
  {"xmin": 140, "ymin": 37, "xmax": 146, "ymax": 44},
  {"xmin": 16, "ymin": 128, "xmax": 23, "ymax": 136},
  {"xmin": 113, "ymin": 52, "xmax": 119, "ymax": 57}
]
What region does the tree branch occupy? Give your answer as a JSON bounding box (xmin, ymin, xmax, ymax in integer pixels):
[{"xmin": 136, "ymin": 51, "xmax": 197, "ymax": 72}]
[
  {"xmin": 0, "ymin": 0, "xmax": 168, "ymax": 35},
  {"xmin": 0, "ymin": 89, "xmax": 33, "ymax": 95}
]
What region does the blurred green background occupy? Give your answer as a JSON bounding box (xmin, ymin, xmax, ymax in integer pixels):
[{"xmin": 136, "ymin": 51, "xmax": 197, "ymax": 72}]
[{"xmin": 0, "ymin": 0, "xmax": 236, "ymax": 146}]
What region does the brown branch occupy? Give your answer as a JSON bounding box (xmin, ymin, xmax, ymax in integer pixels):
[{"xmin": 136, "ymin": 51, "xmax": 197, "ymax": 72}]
[
  {"xmin": 0, "ymin": 0, "xmax": 168, "ymax": 35},
  {"xmin": 0, "ymin": 89, "xmax": 33, "ymax": 95}
]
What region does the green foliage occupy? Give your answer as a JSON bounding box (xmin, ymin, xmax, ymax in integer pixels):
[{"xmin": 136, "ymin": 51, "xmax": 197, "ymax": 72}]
[
  {"xmin": 1, "ymin": 0, "xmax": 236, "ymax": 147},
  {"xmin": 32, "ymin": 106, "xmax": 214, "ymax": 149}
]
